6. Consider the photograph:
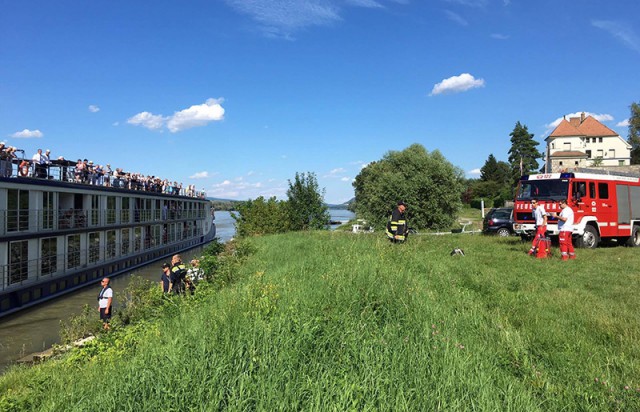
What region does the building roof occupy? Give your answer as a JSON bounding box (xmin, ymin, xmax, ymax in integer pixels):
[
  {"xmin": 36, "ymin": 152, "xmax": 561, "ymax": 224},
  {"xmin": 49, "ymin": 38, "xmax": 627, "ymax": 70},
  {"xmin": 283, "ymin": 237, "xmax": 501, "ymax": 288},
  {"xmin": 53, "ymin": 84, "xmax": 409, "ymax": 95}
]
[
  {"xmin": 550, "ymin": 151, "xmax": 588, "ymax": 158},
  {"xmin": 549, "ymin": 114, "xmax": 619, "ymax": 138}
]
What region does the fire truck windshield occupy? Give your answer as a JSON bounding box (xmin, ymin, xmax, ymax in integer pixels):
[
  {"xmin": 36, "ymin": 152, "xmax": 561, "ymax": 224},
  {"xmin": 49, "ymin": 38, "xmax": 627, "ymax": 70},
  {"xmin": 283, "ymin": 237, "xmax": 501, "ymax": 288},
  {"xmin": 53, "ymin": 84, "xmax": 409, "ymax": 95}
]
[{"xmin": 516, "ymin": 179, "xmax": 569, "ymax": 201}]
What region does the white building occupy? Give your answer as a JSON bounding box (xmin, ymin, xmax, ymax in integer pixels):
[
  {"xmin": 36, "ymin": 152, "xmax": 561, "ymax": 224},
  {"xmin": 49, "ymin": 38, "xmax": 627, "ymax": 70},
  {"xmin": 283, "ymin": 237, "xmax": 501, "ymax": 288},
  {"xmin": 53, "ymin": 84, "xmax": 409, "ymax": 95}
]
[{"xmin": 545, "ymin": 112, "xmax": 631, "ymax": 173}]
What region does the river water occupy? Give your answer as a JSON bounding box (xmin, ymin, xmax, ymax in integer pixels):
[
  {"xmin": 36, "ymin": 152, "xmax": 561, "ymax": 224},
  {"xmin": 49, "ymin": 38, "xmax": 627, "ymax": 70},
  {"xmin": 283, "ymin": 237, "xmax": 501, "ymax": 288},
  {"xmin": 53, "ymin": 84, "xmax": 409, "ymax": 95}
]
[{"xmin": 0, "ymin": 209, "xmax": 354, "ymax": 372}]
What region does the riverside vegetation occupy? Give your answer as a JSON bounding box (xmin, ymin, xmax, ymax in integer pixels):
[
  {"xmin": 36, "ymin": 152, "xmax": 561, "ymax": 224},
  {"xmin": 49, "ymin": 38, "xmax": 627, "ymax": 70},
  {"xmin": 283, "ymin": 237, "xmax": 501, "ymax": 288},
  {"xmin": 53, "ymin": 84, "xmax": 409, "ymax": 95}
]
[{"xmin": 0, "ymin": 232, "xmax": 639, "ymax": 411}]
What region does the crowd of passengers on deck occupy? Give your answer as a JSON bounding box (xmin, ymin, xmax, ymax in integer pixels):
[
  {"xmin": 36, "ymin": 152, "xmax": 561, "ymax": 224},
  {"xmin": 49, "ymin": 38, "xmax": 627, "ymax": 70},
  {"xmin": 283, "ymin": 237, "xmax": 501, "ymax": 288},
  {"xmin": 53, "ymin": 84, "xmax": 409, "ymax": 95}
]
[{"xmin": 0, "ymin": 143, "xmax": 203, "ymax": 198}]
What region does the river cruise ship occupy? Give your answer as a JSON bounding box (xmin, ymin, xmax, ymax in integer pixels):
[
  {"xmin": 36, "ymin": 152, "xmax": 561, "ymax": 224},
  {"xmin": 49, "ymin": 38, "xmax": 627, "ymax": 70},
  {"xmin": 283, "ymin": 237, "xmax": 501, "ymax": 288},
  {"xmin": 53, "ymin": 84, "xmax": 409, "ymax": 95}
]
[{"xmin": 0, "ymin": 158, "xmax": 216, "ymax": 318}]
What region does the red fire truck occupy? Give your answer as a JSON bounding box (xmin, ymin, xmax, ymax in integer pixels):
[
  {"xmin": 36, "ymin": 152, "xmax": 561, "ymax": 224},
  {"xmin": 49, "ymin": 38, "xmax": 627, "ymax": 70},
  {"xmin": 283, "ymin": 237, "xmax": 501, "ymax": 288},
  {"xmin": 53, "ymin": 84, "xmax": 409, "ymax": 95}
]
[{"xmin": 512, "ymin": 171, "xmax": 640, "ymax": 248}]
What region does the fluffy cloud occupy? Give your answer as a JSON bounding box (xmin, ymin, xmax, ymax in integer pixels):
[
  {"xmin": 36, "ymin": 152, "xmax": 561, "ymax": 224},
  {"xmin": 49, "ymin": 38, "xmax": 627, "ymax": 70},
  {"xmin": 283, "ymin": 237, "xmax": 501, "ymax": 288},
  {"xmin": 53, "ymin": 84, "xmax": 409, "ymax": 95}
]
[
  {"xmin": 190, "ymin": 171, "xmax": 209, "ymax": 179},
  {"xmin": 127, "ymin": 112, "xmax": 166, "ymax": 131},
  {"xmin": 616, "ymin": 119, "xmax": 630, "ymax": 127},
  {"xmin": 88, "ymin": 105, "xmax": 100, "ymax": 113},
  {"xmin": 207, "ymin": 177, "xmax": 287, "ymax": 200},
  {"xmin": 166, "ymin": 98, "xmax": 225, "ymax": 133},
  {"xmin": 430, "ymin": 73, "xmax": 485, "ymax": 96},
  {"xmin": 10, "ymin": 129, "xmax": 43, "ymax": 138},
  {"xmin": 468, "ymin": 168, "xmax": 481, "ymax": 176},
  {"xmin": 127, "ymin": 98, "xmax": 225, "ymax": 133}
]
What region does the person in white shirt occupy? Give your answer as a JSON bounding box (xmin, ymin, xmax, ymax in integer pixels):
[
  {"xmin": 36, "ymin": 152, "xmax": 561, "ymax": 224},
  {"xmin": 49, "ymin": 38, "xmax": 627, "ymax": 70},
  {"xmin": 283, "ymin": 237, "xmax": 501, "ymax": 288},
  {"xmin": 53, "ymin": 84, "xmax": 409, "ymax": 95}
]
[
  {"xmin": 528, "ymin": 199, "xmax": 548, "ymax": 255},
  {"xmin": 98, "ymin": 277, "xmax": 113, "ymax": 330},
  {"xmin": 553, "ymin": 199, "xmax": 576, "ymax": 261}
]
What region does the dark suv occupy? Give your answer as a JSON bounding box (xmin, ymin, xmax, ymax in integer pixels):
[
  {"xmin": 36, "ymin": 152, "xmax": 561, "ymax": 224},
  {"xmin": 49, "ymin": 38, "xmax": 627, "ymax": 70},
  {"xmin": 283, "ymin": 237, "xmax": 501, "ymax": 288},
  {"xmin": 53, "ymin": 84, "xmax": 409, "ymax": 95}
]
[{"xmin": 483, "ymin": 207, "xmax": 514, "ymax": 237}]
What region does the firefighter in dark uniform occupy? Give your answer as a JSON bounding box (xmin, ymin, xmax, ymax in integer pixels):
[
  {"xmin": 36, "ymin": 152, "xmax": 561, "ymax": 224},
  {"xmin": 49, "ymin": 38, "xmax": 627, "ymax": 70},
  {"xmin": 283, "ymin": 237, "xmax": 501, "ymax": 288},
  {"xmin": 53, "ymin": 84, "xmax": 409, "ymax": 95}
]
[
  {"xmin": 386, "ymin": 201, "xmax": 408, "ymax": 243},
  {"xmin": 169, "ymin": 254, "xmax": 188, "ymax": 294}
]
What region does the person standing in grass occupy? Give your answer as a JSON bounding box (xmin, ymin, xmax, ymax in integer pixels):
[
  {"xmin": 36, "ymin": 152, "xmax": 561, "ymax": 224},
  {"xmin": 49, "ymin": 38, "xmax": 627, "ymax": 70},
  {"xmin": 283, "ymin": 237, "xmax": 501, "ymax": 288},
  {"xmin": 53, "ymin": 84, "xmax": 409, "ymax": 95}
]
[
  {"xmin": 170, "ymin": 254, "xmax": 188, "ymax": 294},
  {"xmin": 552, "ymin": 199, "xmax": 576, "ymax": 261},
  {"xmin": 160, "ymin": 263, "xmax": 171, "ymax": 293},
  {"xmin": 528, "ymin": 199, "xmax": 548, "ymax": 255},
  {"xmin": 98, "ymin": 277, "xmax": 113, "ymax": 330},
  {"xmin": 386, "ymin": 201, "xmax": 408, "ymax": 243}
]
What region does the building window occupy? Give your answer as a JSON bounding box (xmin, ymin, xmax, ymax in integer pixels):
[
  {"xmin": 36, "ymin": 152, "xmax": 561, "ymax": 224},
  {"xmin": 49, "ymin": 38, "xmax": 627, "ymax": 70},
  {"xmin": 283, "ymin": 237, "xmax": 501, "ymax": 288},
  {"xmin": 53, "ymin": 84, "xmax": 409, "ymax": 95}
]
[
  {"xmin": 599, "ymin": 137, "xmax": 603, "ymax": 143},
  {"xmin": 619, "ymin": 160, "xmax": 625, "ymax": 166},
  {"xmin": 575, "ymin": 161, "xmax": 579, "ymax": 166},
  {"xmin": 558, "ymin": 161, "xmax": 563, "ymax": 166},
  {"xmin": 551, "ymin": 143, "xmax": 555, "ymax": 149},
  {"xmin": 7, "ymin": 189, "xmax": 29, "ymax": 232},
  {"xmin": 106, "ymin": 230, "xmax": 116, "ymax": 259},
  {"xmin": 67, "ymin": 234, "xmax": 81, "ymax": 270},
  {"xmin": 9, "ymin": 241, "xmax": 29, "ymax": 285},
  {"xmin": 134, "ymin": 227, "xmax": 142, "ymax": 252},
  {"xmin": 563, "ymin": 142, "xmax": 571, "ymax": 151},
  {"xmin": 597, "ymin": 149, "xmax": 604, "ymax": 157},
  {"xmin": 89, "ymin": 232, "xmax": 100, "ymax": 264},
  {"xmin": 121, "ymin": 228, "xmax": 130, "ymax": 255},
  {"xmin": 586, "ymin": 150, "xmax": 592, "ymax": 158},
  {"xmin": 585, "ymin": 138, "xmax": 590, "ymax": 143},
  {"xmin": 42, "ymin": 191, "xmax": 54, "ymax": 230},
  {"xmin": 107, "ymin": 196, "xmax": 116, "ymax": 225},
  {"xmin": 41, "ymin": 237, "xmax": 57, "ymax": 276},
  {"xmin": 609, "ymin": 149, "xmax": 615, "ymax": 158}
]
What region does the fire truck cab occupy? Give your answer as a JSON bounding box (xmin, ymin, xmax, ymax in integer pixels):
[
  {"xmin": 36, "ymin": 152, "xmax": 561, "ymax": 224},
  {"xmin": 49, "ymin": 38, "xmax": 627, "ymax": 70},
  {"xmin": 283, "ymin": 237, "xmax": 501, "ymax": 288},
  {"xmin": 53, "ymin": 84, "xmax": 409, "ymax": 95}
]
[{"xmin": 513, "ymin": 171, "xmax": 640, "ymax": 248}]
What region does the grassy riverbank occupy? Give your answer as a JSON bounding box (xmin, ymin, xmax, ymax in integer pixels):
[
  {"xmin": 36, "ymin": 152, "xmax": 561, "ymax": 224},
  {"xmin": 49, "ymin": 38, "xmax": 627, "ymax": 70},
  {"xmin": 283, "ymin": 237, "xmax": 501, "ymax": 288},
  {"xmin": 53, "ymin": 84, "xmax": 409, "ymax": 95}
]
[{"xmin": 1, "ymin": 232, "xmax": 639, "ymax": 411}]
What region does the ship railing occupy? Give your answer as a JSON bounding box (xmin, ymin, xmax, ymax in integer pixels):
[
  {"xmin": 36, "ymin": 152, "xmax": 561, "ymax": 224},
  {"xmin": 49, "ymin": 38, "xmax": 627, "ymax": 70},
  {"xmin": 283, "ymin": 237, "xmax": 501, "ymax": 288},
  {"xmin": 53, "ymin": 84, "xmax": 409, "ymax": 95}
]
[
  {"xmin": 2, "ymin": 160, "xmax": 207, "ymax": 199},
  {"xmin": 0, "ymin": 208, "xmax": 209, "ymax": 236},
  {"xmin": 0, "ymin": 227, "xmax": 205, "ymax": 292}
]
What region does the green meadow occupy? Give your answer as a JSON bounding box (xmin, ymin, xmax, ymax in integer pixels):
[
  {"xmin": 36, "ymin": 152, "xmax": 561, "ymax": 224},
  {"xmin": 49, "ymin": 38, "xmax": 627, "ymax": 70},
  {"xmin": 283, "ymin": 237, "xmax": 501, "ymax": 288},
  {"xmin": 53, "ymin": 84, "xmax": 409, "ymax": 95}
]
[{"xmin": 1, "ymin": 232, "xmax": 639, "ymax": 411}]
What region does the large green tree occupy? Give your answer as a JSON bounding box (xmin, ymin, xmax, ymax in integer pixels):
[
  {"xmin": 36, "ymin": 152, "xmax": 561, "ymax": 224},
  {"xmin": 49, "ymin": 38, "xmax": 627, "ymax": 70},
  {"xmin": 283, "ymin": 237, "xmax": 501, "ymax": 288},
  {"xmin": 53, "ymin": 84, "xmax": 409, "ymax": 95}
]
[
  {"xmin": 286, "ymin": 172, "xmax": 330, "ymax": 231},
  {"xmin": 508, "ymin": 121, "xmax": 542, "ymax": 179},
  {"xmin": 480, "ymin": 154, "xmax": 511, "ymax": 186},
  {"xmin": 232, "ymin": 196, "xmax": 290, "ymax": 237},
  {"xmin": 627, "ymin": 102, "xmax": 640, "ymax": 164},
  {"xmin": 352, "ymin": 143, "xmax": 464, "ymax": 230}
]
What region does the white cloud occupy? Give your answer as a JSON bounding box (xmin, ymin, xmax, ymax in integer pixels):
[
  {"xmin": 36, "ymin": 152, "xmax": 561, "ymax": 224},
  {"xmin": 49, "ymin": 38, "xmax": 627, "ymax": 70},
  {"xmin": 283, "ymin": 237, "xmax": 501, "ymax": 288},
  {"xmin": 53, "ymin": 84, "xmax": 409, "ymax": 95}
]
[
  {"xmin": 10, "ymin": 129, "xmax": 43, "ymax": 138},
  {"xmin": 190, "ymin": 171, "xmax": 209, "ymax": 179},
  {"xmin": 224, "ymin": 0, "xmax": 407, "ymax": 38},
  {"xmin": 490, "ymin": 33, "xmax": 509, "ymax": 40},
  {"xmin": 166, "ymin": 98, "xmax": 225, "ymax": 133},
  {"xmin": 127, "ymin": 112, "xmax": 166, "ymax": 131},
  {"xmin": 208, "ymin": 177, "xmax": 287, "ymax": 200},
  {"xmin": 430, "ymin": 73, "xmax": 485, "ymax": 96},
  {"xmin": 127, "ymin": 98, "xmax": 225, "ymax": 133},
  {"xmin": 468, "ymin": 168, "xmax": 481, "ymax": 175},
  {"xmin": 340, "ymin": 177, "xmax": 351, "ymax": 182},
  {"xmin": 545, "ymin": 111, "xmax": 615, "ymax": 133},
  {"xmin": 444, "ymin": 10, "xmax": 468, "ymax": 26},
  {"xmin": 346, "ymin": 0, "xmax": 384, "ymax": 8},
  {"xmin": 592, "ymin": 20, "xmax": 640, "ymax": 53},
  {"xmin": 88, "ymin": 105, "xmax": 100, "ymax": 113},
  {"xmin": 617, "ymin": 119, "xmax": 630, "ymax": 127},
  {"xmin": 443, "ymin": 0, "xmax": 488, "ymax": 7}
]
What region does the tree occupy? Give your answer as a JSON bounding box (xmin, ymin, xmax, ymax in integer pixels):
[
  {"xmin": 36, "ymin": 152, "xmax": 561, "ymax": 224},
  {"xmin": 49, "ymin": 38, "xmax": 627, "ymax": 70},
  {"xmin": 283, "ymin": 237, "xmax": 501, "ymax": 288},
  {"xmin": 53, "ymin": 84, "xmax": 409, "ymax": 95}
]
[
  {"xmin": 286, "ymin": 172, "xmax": 330, "ymax": 231},
  {"xmin": 508, "ymin": 121, "xmax": 542, "ymax": 179},
  {"xmin": 232, "ymin": 196, "xmax": 290, "ymax": 237},
  {"xmin": 627, "ymin": 102, "xmax": 640, "ymax": 164},
  {"xmin": 480, "ymin": 154, "xmax": 511, "ymax": 186},
  {"xmin": 352, "ymin": 143, "xmax": 464, "ymax": 230}
]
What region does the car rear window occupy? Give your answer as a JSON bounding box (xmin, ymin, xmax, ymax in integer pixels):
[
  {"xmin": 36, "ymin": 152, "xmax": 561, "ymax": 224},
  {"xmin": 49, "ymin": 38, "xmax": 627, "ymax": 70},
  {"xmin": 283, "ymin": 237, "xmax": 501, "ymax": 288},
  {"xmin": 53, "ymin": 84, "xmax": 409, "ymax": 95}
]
[{"xmin": 493, "ymin": 210, "xmax": 511, "ymax": 219}]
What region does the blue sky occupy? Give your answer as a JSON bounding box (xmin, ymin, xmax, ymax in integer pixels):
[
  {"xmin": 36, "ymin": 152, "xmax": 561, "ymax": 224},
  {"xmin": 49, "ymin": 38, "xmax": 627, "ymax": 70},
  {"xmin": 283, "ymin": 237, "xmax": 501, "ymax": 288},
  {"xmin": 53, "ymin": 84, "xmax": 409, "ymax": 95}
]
[{"xmin": 2, "ymin": 0, "xmax": 639, "ymax": 204}]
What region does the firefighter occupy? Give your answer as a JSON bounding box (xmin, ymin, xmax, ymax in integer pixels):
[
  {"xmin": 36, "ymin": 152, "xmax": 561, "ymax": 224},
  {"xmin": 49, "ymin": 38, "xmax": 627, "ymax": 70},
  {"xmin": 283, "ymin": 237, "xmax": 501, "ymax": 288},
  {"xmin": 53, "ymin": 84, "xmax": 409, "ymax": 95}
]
[
  {"xmin": 528, "ymin": 198, "xmax": 548, "ymax": 256},
  {"xmin": 552, "ymin": 199, "xmax": 576, "ymax": 260},
  {"xmin": 386, "ymin": 201, "xmax": 408, "ymax": 243}
]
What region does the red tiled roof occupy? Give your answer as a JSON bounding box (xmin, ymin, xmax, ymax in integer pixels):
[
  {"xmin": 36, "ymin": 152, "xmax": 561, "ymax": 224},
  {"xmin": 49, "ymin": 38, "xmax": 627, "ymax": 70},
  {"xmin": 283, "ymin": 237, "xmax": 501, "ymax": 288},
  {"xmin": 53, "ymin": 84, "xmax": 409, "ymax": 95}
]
[
  {"xmin": 549, "ymin": 119, "xmax": 581, "ymax": 137},
  {"xmin": 578, "ymin": 116, "xmax": 618, "ymax": 136},
  {"xmin": 550, "ymin": 151, "xmax": 587, "ymax": 158},
  {"xmin": 549, "ymin": 115, "xmax": 619, "ymax": 138}
]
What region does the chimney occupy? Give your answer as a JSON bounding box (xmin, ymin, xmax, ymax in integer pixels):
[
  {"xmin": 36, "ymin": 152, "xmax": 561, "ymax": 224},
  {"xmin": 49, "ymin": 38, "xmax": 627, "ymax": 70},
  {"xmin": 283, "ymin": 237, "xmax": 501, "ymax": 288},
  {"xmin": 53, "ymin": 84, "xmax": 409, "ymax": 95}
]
[{"xmin": 581, "ymin": 112, "xmax": 586, "ymax": 123}]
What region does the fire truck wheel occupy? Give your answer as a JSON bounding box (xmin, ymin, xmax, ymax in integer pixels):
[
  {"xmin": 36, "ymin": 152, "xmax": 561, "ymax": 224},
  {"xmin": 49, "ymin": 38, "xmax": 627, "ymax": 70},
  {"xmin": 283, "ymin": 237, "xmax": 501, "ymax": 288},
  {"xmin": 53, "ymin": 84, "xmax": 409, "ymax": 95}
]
[
  {"xmin": 625, "ymin": 225, "xmax": 640, "ymax": 247},
  {"xmin": 576, "ymin": 225, "xmax": 599, "ymax": 249}
]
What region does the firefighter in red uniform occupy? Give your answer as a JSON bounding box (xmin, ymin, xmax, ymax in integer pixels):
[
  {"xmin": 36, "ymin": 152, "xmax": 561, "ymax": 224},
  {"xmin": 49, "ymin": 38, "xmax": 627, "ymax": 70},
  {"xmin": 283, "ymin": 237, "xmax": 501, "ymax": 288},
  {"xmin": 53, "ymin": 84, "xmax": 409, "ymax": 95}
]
[
  {"xmin": 552, "ymin": 199, "xmax": 576, "ymax": 260},
  {"xmin": 528, "ymin": 199, "xmax": 548, "ymax": 255}
]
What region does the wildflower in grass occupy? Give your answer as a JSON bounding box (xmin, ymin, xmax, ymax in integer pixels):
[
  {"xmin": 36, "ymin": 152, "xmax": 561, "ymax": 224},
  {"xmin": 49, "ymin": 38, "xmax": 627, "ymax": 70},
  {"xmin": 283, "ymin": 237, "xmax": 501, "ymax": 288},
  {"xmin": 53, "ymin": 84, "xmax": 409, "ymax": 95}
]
[{"xmin": 624, "ymin": 386, "xmax": 630, "ymax": 390}]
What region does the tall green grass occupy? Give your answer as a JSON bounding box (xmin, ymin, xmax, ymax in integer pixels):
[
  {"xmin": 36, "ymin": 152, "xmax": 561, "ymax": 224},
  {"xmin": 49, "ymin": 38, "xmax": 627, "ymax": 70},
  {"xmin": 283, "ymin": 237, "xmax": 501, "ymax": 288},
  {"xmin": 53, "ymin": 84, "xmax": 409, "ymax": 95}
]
[{"xmin": 1, "ymin": 232, "xmax": 639, "ymax": 411}]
